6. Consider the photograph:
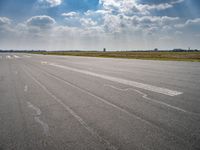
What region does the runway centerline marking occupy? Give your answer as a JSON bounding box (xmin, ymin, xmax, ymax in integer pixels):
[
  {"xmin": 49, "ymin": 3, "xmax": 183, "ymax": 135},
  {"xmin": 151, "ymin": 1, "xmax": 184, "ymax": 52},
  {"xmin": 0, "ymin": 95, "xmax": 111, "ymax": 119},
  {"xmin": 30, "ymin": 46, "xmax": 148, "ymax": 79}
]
[{"xmin": 45, "ymin": 62, "xmax": 183, "ymax": 96}]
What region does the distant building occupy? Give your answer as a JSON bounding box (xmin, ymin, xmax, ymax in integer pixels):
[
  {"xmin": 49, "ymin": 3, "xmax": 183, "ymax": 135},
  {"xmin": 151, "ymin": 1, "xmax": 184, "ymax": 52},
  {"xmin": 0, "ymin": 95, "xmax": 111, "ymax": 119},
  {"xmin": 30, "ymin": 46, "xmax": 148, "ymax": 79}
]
[
  {"xmin": 154, "ymin": 48, "xmax": 158, "ymax": 52},
  {"xmin": 103, "ymin": 48, "xmax": 106, "ymax": 52}
]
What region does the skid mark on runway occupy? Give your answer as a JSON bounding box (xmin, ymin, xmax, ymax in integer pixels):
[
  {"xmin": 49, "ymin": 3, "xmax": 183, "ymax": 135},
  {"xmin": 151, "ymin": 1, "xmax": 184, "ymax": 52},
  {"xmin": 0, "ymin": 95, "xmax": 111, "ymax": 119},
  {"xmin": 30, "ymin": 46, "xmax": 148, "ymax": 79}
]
[
  {"xmin": 45, "ymin": 62, "xmax": 182, "ymax": 96},
  {"xmin": 27, "ymin": 101, "xmax": 49, "ymax": 136},
  {"xmin": 24, "ymin": 85, "xmax": 28, "ymax": 92},
  {"xmin": 23, "ymin": 67, "xmax": 118, "ymax": 150},
  {"xmin": 104, "ymin": 84, "xmax": 200, "ymax": 116}
]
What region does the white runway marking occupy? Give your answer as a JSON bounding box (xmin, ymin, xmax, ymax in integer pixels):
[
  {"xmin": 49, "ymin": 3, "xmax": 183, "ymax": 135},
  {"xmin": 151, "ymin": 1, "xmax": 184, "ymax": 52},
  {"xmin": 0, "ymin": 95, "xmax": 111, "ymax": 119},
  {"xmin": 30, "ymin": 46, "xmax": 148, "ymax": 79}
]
[
  {"xmin": 24, "ymin": 85, "xmax": 28, "ymax": 92},
  {"xmin": 38, "ymin": 67, "xmax": 187, "ymax": 143},
  {"xmin": 13, "ymin": 55, "xmax": 20, "ymax": 59},
  {"xmin": 23, "ymin": 67, "xmax": 118, "ymax": 150},
  {"xmin": 27, "ymin": 101, "xmax": 49, "ymax": 136},
  {"xmin": 46, "ymin": 62, "xmax": 183, "ymax": 96},
  {"xmin": 6, "ymin": 55, "xmax": 12, "ymax": 59},
  {"xmin": 104, "ymin": 84, "xmax": 188, "ymax": 113}
]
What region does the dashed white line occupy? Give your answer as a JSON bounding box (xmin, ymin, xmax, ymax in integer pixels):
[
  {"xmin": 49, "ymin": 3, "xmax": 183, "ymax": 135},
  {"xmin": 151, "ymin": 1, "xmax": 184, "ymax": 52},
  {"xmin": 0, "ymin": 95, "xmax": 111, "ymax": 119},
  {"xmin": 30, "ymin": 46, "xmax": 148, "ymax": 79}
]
[
  {"xmin": 46, "ymin": 62, "xmax": 183, "ymax": 96},
  {"xmin": 27, "ymin": 101, "xmax": 49, "ymax": 136}
]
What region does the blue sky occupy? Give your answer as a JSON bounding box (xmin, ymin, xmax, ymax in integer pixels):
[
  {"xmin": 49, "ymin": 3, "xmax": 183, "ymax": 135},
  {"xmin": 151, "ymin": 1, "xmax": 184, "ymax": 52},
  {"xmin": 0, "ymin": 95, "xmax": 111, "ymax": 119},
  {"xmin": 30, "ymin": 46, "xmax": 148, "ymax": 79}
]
[{"xmin": 0, "ymin": 0, "xmax": 200, "ymax": 50}]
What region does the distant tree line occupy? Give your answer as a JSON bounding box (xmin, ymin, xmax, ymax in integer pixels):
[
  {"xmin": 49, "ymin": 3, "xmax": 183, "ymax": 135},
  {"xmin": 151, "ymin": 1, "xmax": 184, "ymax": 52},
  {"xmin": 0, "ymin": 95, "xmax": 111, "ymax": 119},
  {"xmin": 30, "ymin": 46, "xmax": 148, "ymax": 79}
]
[
  {"xmin": 0, "ymin": 50, "xmax": 47, "ymax": 53},
  {"xmin": 0, "ymin": 49, "xmax": 199, "ymax": 53},
  {"xmin": 172, "ymin": 49, "xmax": 199, "ymax": 52}
]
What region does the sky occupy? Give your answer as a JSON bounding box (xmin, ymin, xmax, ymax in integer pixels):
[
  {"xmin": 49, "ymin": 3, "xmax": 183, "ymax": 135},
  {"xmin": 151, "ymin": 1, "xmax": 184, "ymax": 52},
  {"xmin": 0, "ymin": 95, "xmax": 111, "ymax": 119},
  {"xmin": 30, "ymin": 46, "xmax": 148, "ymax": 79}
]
[{"xmin": 0, "ymin": 0, "xmax": 200, "ymax": 50}]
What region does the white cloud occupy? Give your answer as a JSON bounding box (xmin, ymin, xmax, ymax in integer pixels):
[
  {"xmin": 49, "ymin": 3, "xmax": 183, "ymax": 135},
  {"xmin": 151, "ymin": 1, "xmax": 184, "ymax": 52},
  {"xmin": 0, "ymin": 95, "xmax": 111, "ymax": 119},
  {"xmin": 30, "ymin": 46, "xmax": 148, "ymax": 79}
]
[
  {"xmin": 60, "ymin": 0, "xmax": 181, "ymax": 34},
  {"xmin": 2, "ymin": 0, "xmax": 200, "ymax": 50},
  {"xmin": 171, "ymin": 0, "xmax": 184, "ymax": 5},
  {"xmin": 0, "ymin": 17, "xmax": 14, "ymax": 35},
  {"xmin": 85, "ymin": 10, "xmax": 109, "ymax": 16},
  {"xmin": 175, "ymin": 18, "xmax": 200, "ymax": 28},
  {"xmin": 175, "ymin": 31, "xmax": 183, "ymax": 35},
  {"xmin": 62, "ymin": 12, "xmax": 98, "ymax": 28},
  {"xmin": 131, "ymin": 16, "xmax": 179, "ymax": 25},
  {"xmin": 26, "ymin": 15, "xmax": 56, "ymax": 28},
  {"xmin": 99, "ymin": 0, "xmax": 182, "ymax": 16},
  {"xmin": 0, "ymin": 17, "xmax": 11, "ymax": 26},
  {"xmin": 185, "ymin": 18, "xmax": 200, "ymax": 26},
  {"xmin": 62, "ymin": 12, "xmax": 79, "ymax": 18},
  {"xmin": 80, "ymin": 0, "xmax": 180, "ymax": 35},
  {"xmin": 38, "ymin": 0, "xmax": 62, "ymax": 7},
  {"xmin": 62, "ymin": 12, "xmax": 82, "ymax": 27},
  {"xmin": 103, "ymin": 14, "xmax": 122, "ymax": 33},
  {"xmin": 137, "ymin": 3, "xmax": 173, "ymax": 12},
  {"xmin": 80, "ymin": 18, "xmax": 97, "ymax": 27}
]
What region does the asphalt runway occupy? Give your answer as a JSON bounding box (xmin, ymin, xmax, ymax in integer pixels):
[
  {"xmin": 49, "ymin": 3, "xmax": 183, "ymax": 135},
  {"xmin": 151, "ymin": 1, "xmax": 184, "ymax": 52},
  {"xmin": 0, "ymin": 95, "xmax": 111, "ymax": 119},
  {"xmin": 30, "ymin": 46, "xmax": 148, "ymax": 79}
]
[{"xmin": 0, "ymin": 53, "xmax": 200, "ymax": 150}]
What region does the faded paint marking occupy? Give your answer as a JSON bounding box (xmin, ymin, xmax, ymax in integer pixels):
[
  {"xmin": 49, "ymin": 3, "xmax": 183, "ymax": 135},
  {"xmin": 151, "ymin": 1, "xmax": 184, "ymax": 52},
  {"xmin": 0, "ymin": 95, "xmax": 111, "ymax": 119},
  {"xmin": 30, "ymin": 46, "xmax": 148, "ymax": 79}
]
[{"xmin": 27, "ymin": 101, "xmax": 49, "ymax": 136}]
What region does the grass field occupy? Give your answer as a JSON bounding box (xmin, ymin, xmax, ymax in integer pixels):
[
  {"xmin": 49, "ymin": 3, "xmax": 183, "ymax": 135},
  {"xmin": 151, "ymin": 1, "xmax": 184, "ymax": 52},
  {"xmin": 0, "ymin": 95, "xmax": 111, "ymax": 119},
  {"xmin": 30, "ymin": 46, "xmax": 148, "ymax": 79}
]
[{"xmin": 32, "ymin": 51, "xmax": 200, "ymax": 62}]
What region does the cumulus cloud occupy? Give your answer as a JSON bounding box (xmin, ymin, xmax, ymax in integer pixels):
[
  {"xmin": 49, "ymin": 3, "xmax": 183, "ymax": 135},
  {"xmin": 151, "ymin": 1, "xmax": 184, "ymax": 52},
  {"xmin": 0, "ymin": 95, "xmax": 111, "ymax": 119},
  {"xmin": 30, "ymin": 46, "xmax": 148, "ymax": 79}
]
[
  {"xmin": 78, "ymin": 0, "xmax": 181, "ymax": 34},
  {"xmin": 0, "ymin": 17, "xmax": 14, "ymax": 34},
  {"xmin": 137, "ymin": 3, "xmax": 173, "ymax": 12},
  {"xmin": 60, "ymin": 0, "xmax": 180, "ymax": 34},
  {"xmin": 1, "ymin": 0, "xmax": 199, "ymax": 50},
  {"xmin": 60, "ymin": 0, "xmax": 184, "ymax": 35},
  {"xmin": 0, "ymin": 17, "xmax": 11, "ymax": 26},
  {"xmin": 98, "ymin": 0, "xmax": 183, "ymax": 16},
  {"xmin": 185, "ymin": 18, "xmax": 200, "ymax": 26},
  {"xmin": 62, "ymin": 12, "xmax": 79, "ymax": 18},
  {"xmin": 171, "ymin": 0, "xmax": 184, "ymax": 4},
  {"xmin": 80, "ymin": 18, "xmax": 97, "ymax": 27},
  {"xmin": 138, "ymin": 0, "xmax": 184, "ymax": 5},
  {"xmin": 38, "ymin": 0, "xmax": 62, "ymax": 7},
  {"xmin": 62, "ymin": 12, "xmax": 82, "ymax": 27},
  {"xmin": 175, "ymin": 18, "xmax": 200, "ymax": 28},
  {"xmin": 26, "ymin": 15, "xmax": 56, "ymax": 28},
  {"xmin": 131, "ymin": 16, "xmax": 179, "ymax": 25}
]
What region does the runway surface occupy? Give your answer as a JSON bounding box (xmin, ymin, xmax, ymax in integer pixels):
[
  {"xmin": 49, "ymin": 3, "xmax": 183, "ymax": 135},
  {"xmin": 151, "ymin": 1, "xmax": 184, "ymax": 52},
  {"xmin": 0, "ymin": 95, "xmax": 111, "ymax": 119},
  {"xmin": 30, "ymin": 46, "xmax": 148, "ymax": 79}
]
[{"xmin": 0, "ymin": 53, "xmax": 200, "ymax": 150}]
